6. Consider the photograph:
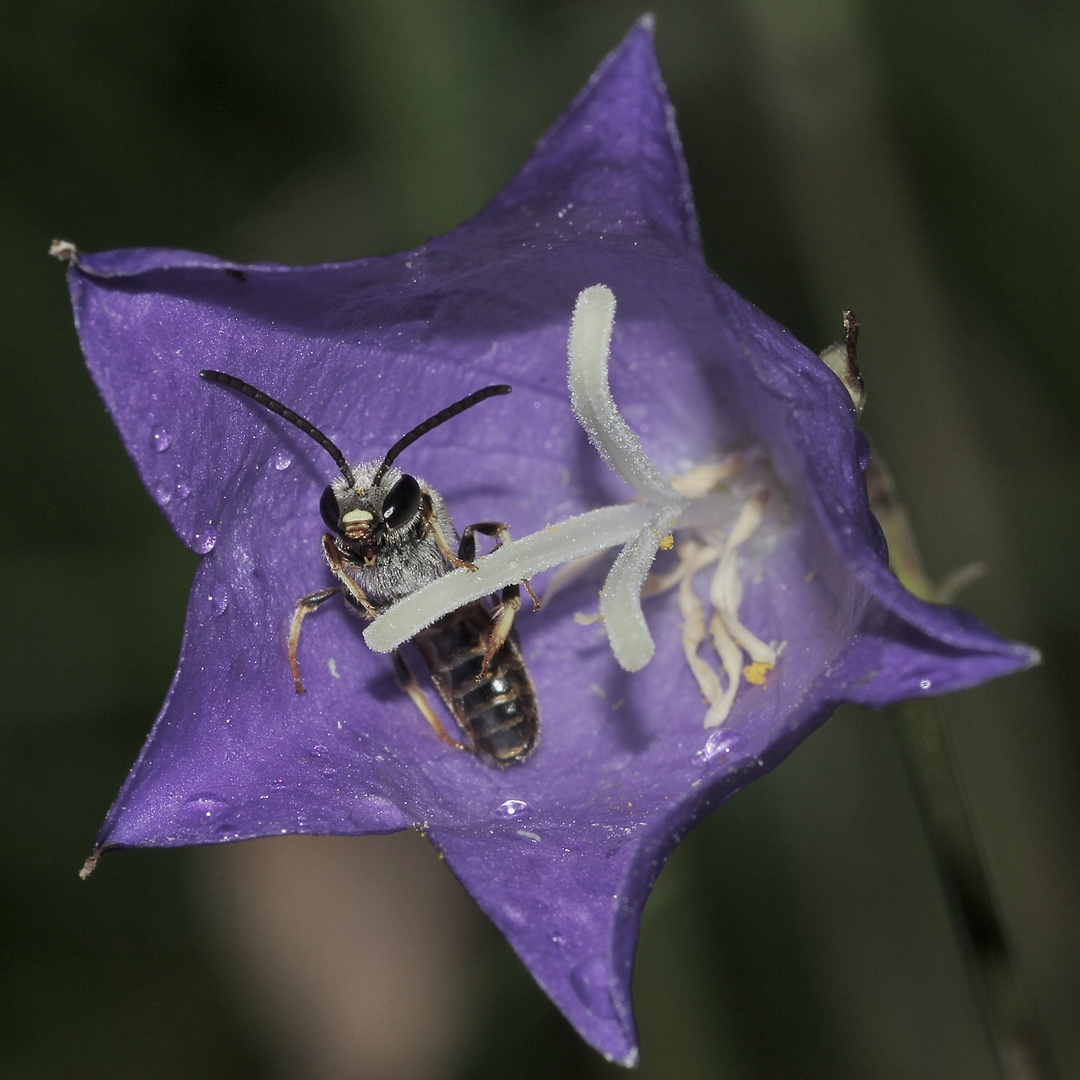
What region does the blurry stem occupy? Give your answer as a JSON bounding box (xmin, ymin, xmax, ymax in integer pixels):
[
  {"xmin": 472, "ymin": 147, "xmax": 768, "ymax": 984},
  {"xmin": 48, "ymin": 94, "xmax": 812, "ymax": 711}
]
[
  {"xmin": 857, "ymin": 364, "xmax": 1056, "ymax": 1080},
  {"xmin": 736, "ymin": 0, "xmax": 1056, "ymax": 1076},
  {"xmin": 888, "ymin": 701, "xmax": 1059, "ymax": 1080}
]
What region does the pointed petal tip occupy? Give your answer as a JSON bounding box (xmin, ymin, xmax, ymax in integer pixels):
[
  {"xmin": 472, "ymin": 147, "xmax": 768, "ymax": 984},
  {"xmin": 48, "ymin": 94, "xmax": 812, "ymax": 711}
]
[
  {"xmin": 605, "ymin": 12, "xmax": 661, "ymax": 77},
  {"xmin": 621, "ymin": 12, "xmax": 657, "ymax": 49},
  {"xmin": 609, "ymin": 1046, "xmax": 640, "ymax": 1068},
  {"xmin": 460, "ymin": 7, "xmax": 698, "ymax": 256},
  {"xmin": 953, "ymin": 630, "xmax": 1042, "ymax": 674},
  {"xmin": 603, "ymin": 1024, "xmax": 639, "ymax": 1069}
]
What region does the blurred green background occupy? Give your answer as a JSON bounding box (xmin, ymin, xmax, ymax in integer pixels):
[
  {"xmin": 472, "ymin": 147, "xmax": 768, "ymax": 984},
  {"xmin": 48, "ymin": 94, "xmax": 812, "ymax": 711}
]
[{"xmin": 2, "ymin": 1, "xmax": 1078, "ymax": 1077}]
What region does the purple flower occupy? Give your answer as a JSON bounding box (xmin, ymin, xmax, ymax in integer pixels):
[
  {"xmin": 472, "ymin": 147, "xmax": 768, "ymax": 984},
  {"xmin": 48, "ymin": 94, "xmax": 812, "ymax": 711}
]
[{"xmin": 64, "ymin": 19, "xmax": 1035, "ymax": 1065}]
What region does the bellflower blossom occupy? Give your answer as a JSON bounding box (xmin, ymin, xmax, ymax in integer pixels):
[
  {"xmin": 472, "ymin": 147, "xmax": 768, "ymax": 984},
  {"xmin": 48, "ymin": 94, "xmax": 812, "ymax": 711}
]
[{"xmin": 63, "ymin": 19, "xmax": 1035, "ymax": 1065}]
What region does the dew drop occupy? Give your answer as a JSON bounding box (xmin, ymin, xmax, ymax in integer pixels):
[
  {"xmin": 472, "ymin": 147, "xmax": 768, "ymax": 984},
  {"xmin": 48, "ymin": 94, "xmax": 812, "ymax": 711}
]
[
  {"xmin": 693, "ymin": 729, "xmax": 745, "ymax": 766},
  {"xmin": 570, "ymin": 956, "xmax": 618, "ymax": 1019},
  {"xmin": 273, "ymin": 449, "xmax": 292, "ymax": 471},
  {"xmin": 153, "ymin": 482, "xmax": 173, "ymax": 506},
  {"xmin": 495, "ymin": 798, "xmax": 534, "ymax": 821},
  {"xmin": 349, "ymin": 796, "xmax": 410, "ymax": 831},
  {"xmin": 192, "ymin": 529, "xmax": 217, "ymax": 554},
  {"xmin": 185, "ymin": 794, "xmax": 229, "ymax": 820},
  {"xmin": 151, "ymin": 425, "xmax": 172, "ymax": 452},
  {"xmin": 311, "ymin": 744, "xmax": 328, "ymax": 757},
  {"xmin": 208, "ymin": 588, "xmax": 229, "ymax": 616},
  {"xmin": 503, "ymin": 905, "xmax": 527, "ymax": 929},
  {"xmin": 177, "ymin": 481, "xmax": 192, "ymax": 500},
  {"xmin": 919, "ymin": 678, "xmax": 932, "ymax": 690},
  {"xmin": 551, "ymin": 931, "xmax": 567, "ymax": 947}
]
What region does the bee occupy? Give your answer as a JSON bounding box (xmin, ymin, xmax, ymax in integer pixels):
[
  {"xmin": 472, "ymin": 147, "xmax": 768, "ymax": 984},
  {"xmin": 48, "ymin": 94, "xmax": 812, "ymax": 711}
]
[{"xmin": 200, "ymin": 370, "xmax": 540, "ymax": 766}]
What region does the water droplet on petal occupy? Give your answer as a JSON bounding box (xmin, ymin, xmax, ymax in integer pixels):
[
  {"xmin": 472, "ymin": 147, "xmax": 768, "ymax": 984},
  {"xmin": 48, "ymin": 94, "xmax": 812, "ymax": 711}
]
[
  {"xmin": 177, "ymin": 481, "xmax": 192, "ymax": 500},
  {"xmin": 570, "ymin": 956, "xmax": 618, "ymax": 1019},
  {"xmin": 551, "ymin": 932, "xmax": 567, "ymax": 947},
  {"xmin": 920, "ymin": 678, "xmax": 932, "ymax": 690},
  {"xmin": 503, "ymin": 905, "xmax": 527, "ymax": 928},
  {"xmin": 186, "ymin": 794, "xmax": 229, "ymax": 820},
  {"xmin": 349, "ymin": 796, "xmax": 409, "ymax": 831},
  {"xmin": 693, "ymin": 729, "xmax": 745, "ymax": 766},
  {"xmin": 273, "ymin": 449, "xmax": 292, "ymax": 471},
  {"xmin": 496, "ymin": 798, "xmax": 534, "ymax": 821},
  {"xmin": 153, "ymin": 482, "xmax": 172, "ymax": 506},
  {"xmin": 311, "ymin": 745, "xmax": 328, "ymax": 757},
  {"xmin": 193, "ymin": 530, "xmax": 217, "ymax": 554},
  {"xmin": 151, "ymin": 426, "xmax": 172, "ymax": 452},
  {"xmin": 208, "ymin": 588, "xmax": 229, "ymax": 616}
]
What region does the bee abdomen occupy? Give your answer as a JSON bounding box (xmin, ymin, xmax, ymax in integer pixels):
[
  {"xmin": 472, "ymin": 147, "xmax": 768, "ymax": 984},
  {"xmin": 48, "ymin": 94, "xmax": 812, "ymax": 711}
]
[{"xmin": 414, "ymin": 603, "xmax": 539, "ymax": 766}]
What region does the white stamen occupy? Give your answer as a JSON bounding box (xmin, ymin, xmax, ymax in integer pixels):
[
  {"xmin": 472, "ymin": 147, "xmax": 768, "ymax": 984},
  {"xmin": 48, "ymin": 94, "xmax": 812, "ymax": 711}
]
[
  {"xmin": 668, "ymin": 459, "xmax": 744, "ymax": 499},
  {"xmin": 676, "ymin": 544, "xmax": 730, "ymax": 724},
  {"xmin": 541, "ymin": 549, "xmax": 609, "ymax": 605},
  {"xmin": 707, "ymin": 612, "xmax": 745, "ymax": 728},
  {"xmin": 710, "ymin": 492, "xmax": 777, "ymax": 667}
]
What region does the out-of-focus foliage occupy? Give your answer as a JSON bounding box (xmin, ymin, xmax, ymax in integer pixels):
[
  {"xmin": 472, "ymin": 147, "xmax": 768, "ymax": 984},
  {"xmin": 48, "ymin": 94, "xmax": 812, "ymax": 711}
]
[
  {"xmin": 2, "ymin": 2, "xmax": 1077, "ymax": 1078},
  {"xmin": 874, "ymin": 0, "xmax": 1080, "ymax": 406}
]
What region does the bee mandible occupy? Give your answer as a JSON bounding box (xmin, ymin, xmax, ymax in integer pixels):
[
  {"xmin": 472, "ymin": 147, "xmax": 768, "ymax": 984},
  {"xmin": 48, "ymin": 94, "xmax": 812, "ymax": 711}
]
[{"xmin": 200, "ymin": 370, "xmax": 540, "ymax": 766}]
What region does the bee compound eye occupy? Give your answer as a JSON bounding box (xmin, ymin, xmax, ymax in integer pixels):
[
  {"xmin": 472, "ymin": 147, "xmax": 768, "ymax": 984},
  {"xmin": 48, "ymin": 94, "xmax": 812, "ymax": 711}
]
[
  {"xmin": 382, "ymin": 474, "xmax": 422, "ymax": 530},
  {"xmin": 319, "ymin": 485, "xmax": 342, "ymax": 533}
]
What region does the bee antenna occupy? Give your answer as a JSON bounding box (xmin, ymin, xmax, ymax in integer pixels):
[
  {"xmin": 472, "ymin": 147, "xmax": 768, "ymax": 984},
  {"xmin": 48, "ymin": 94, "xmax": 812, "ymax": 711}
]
[
  {"xmin": 373, "ymin": 384, "xmax": 512, "ymax": 487},
  {"xmin": 200, "ymin": 370, "xmax": 355, "ymax": 487}
]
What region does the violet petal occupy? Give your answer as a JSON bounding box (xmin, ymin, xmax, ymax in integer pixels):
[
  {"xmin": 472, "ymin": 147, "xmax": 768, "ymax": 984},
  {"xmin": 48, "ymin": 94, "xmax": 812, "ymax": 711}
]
[{"xmin": 67, "ymin": 18, "xmax": 1035, "ymax": 1062}]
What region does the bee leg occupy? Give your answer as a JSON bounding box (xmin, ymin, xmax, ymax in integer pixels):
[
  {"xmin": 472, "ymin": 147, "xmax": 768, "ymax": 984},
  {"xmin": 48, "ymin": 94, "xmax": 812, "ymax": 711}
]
[
  {"xmin": 421, "ymin": 492, "xmax": 477, "ymax": 571},
  {"xmin": 460, "ymin": 522, "xmax": 541, "ymax": 611},
  {"xmin": 480, "ymin": 582, "xmax": 522, "ymax": 678},
  {"xmin": 522, "ymin": 577, "xmax": 541, "ymax": 612},
  {"xmin": 321, "ymin": 534, "xmax": 380, "ymax": 618},
  {"xmin": 460, "ymin": 520, "xmax": 507, "ymax": 559},
  {"xmin": 457, "ymin": 528, "xmax": 478, "ymax": 564},
  {"xmin": 392, "ymin": 651, "xmax": 470, "ymax": 753},
  {"xmin": 289, "ymin": 587, "xmax": 343, "ymax": 693}
]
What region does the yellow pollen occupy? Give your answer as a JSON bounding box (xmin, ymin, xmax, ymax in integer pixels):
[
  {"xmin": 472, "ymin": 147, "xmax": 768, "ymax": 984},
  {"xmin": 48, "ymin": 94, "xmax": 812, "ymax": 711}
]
[
  {"xmin": 742, "ymin": 661, "xmax": 773, "ymax": 686},
  {"xmin": 658, "ymin": 534, "xmax": 674, "ymax": 550}
]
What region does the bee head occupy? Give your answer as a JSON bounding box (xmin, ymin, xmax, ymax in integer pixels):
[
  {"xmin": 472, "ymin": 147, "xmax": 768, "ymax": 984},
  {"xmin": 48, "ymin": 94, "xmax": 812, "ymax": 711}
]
[{"xmin": 319, "ymin": 467, "xmax": 423, "ymax": 564}]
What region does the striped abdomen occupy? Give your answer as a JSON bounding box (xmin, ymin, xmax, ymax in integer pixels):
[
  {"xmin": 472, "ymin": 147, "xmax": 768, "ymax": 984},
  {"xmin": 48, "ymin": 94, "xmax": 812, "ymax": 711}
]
[{"xmin": 413, "ymin": 601, "xmax": 539, "ymax": 766}]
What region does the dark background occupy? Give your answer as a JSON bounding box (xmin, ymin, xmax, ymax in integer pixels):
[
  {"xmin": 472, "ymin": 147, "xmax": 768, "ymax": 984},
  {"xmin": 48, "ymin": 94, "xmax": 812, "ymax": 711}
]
[{"xmin": 2, "ymin": 1, "xmax": 1078, "ymax": 1077}]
